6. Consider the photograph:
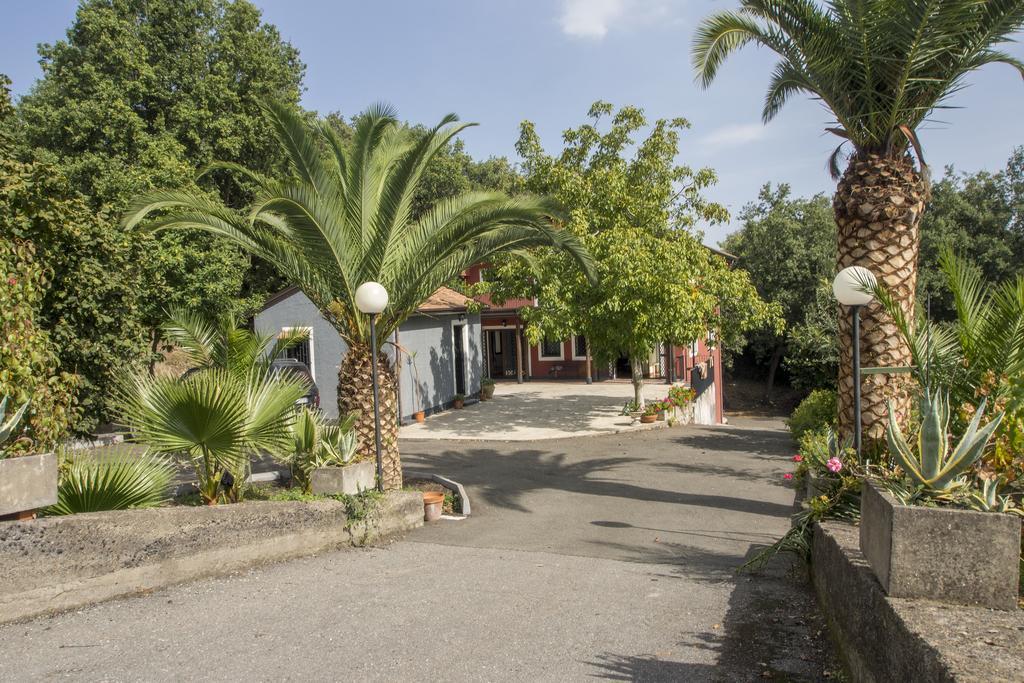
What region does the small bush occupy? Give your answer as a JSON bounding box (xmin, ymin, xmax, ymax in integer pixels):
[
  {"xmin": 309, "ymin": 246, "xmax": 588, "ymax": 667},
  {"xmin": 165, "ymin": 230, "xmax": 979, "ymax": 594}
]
[{"xmin": 787, "ymin": 389, "xmax": 837, "ymax": 440}]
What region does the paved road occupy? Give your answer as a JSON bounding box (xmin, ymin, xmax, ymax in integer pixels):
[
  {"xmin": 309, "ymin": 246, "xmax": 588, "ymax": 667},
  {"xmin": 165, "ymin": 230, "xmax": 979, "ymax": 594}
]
[{"xmin": 0, "ymin": 417, "xmax": 836, "ymax": 682}]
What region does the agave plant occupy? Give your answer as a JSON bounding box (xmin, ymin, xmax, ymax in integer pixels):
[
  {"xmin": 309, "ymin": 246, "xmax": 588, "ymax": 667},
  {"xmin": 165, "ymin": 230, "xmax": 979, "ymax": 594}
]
[
  {"xmin": 282, "ymin": 407, "xmax": 359, "ymax": 493},
  {"xmin": 886, "ymin": 388, "xmax": 1003, "ymax": 491},
  {"xmin": 44, "ymin": 449, "xmax": 175, "ymax": 515},
  {"xmin": 118, "ymin": 368, "xmax": 306, "ymax": 504},
  {"xmin": 0, "ymin": 395, "xmax": 30, "ymax": 458}
]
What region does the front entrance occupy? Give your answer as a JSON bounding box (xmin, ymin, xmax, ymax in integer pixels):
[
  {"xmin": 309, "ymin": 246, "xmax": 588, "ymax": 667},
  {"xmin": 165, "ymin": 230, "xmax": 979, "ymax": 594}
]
[
  {"xmin": 453, "ymin": 323, "xmax": 467, "ymax": 396},
  {"xmin": 485, "ymin": 329, "xmax": 517, "ymax": 378}
]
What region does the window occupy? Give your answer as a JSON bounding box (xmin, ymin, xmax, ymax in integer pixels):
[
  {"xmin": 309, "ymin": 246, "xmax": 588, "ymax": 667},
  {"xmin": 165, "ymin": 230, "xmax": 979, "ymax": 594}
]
[
  {"xmin": 573, "ymin": 335, "xmax": 587, "ymax": 360},
  {"xmin": 539, "ymin": 338, "xmax": 564, "ymax": 360},
  {"xmin": 281, "ymin": 327, "xmax": 314, "ymax": 380}
]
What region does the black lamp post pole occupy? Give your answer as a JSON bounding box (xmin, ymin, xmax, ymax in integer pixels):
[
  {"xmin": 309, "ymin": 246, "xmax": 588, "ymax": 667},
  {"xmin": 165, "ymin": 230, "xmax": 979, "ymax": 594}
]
[
  {"xmin": 370, "ymin": 313, "xmax": 384, "ymax": 492},
  {"xmin": 852, "ymin": 304, "xmax": 862, "ymax": 459}
]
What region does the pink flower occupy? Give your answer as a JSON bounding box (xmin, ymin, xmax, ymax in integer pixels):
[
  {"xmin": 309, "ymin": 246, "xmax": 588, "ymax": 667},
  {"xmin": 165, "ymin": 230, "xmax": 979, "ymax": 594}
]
[
  {"xmin": 792, "ymin": 454, "xmax": 803, "ymax": 462},
  {"xmin": 826, "ymin": 457, "xmax": 843, "ymax": 473},
  {"xmin": 6, "ymin": 277, "xmax": 15, "ymax": 286},
  {"xmin": 783, "ymin": 473, "xmax": 793, "ymax": 480}
]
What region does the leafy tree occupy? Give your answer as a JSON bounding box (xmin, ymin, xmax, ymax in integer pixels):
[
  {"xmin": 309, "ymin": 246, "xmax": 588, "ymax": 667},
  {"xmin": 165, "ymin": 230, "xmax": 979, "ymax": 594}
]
[
  {"xmin": 723, "ymin": 184, "xmax": 835, "ymax": 396},
  {"xmin": 694, "ymin": 0, "xmax": 1024, "ymax": 441},
  {"xmin": 919, "ymin": 152, "xmax": 1024, "ymax": 320},
  {"xmin": 489, "ymin": 102, "xmax": 780, "ymax": 407},
  {"xmin": 11, "ymin": 0, "xmax": 306, "ymax": 427},
  {"xmin": 123, "ymin": 101, "xmax": 595, "ymax": 490}
]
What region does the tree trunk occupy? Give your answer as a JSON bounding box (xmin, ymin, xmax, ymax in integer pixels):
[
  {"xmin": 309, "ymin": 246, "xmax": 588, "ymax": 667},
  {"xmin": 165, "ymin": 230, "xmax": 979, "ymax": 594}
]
[
  {"xmin": 338, "ymin": 344, "xmax": 401, "ymax": 490},
  {"xmin": 585, "ymin": 339, "xmax": 593, "ymax": 385},
  {"xmin": 764, "ymin": 342, "xmax": 786, "ymax": 400},
  {"xmin": 833, "ymin": 154, "xmax": 925, "ymax": 443},
  {"xmin": 631, "ymin": 355, "xmax": 645, "ymax": 408},
  {"xmin": 148, "ymin": 328, "xmax": 161, "ymax": 377}
]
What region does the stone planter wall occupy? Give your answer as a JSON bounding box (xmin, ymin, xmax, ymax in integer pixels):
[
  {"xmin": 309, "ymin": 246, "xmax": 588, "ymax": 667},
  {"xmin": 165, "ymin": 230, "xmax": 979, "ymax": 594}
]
[
  {"xmin": 310, "ymin": 460, "xmax": 376, "ymax": 495},
  {"xmin": 813, "ymin": 521, "xmax": 1024, "ymax": 682},
  {"xmin": 859, "ymin": 480, "xmax": 1021, "ymax": 610},
  {"xmin": 0, "ymin": 491, "xmax": 422, "ymax": 624},
  {"xmin": 0, "ymin": 453, "xmax": 57, "ymax": 517}
]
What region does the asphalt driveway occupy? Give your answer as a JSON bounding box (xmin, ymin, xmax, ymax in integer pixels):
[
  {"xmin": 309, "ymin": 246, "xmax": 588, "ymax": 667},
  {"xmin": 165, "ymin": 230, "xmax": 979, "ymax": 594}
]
[{"xmin": 0, "ymin": 417, "xmax": 837, "ymax": 681}]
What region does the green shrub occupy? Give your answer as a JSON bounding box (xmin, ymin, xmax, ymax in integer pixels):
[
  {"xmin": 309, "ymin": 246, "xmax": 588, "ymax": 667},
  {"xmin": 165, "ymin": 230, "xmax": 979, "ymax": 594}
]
[
  {"xmin": 787, "ymin": 389, "xmax": 837, "ymax": 440},
  {"xmin": 44, "ymin": 449, "xmax": 175, "ymax": 515},
  {"xmin": 0, "ymin": 239, "xmax": 77, "ymax": 453}
]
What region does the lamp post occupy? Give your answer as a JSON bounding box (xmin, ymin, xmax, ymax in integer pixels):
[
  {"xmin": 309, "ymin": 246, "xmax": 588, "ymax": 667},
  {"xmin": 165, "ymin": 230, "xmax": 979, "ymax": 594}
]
[
  {"xmin": 832, "ymin": 266, "xmax": 876, "ymax": 458},
  {"xmin": 355, "ymin": 281, "xmax": 389, "ymax": 492}
]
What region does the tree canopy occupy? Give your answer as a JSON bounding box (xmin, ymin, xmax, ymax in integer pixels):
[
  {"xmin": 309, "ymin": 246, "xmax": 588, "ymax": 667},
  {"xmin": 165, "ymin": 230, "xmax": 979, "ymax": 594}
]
[
  {"xmin": 5, "ymin": 0, "xmax": 306, "ymax": 430},
  {"xmin": 487, "ymin": 101, "xmax": 780, "ymax": 403},
  {"xmin": 722, "ymin": 184, "xmax": 835, "ymax": 394}
]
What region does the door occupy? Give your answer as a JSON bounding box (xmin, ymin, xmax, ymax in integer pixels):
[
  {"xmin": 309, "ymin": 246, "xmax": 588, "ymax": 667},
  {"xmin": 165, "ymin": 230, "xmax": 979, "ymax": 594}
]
[{"xmin": 453, "ymin": 324, "xmax": 467, "ymax": 396}]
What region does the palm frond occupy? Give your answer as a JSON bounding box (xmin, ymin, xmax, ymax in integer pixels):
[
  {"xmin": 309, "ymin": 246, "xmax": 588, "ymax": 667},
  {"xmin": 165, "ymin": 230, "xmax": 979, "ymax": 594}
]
[{"xmin": 45, "ymin": 450, "xmax": 175, "ymax": 515}]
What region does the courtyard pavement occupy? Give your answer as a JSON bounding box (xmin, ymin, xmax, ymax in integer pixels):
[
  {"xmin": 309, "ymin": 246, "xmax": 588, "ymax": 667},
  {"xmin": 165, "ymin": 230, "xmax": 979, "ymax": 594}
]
[
  {"xmin": 400, "ymin": 379, "xmax": 677, "ymax": 440},
  {"xmin": 0, "ymin": 417, "xmax": 836, "ymax": 681}
]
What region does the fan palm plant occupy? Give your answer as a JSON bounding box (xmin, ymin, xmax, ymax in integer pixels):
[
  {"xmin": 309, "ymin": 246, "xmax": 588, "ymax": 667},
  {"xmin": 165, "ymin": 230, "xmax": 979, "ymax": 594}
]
[
  {"xmin": 118, "ymin": 368, "xmax": 306, "ymax": 504},
  {"xmin": 693, "ymin": 1, "xmax": 1024, "ymax": 440},
  {"xmin": 123, "ymin": 101, "xmax": 595, "ymax": 489}
]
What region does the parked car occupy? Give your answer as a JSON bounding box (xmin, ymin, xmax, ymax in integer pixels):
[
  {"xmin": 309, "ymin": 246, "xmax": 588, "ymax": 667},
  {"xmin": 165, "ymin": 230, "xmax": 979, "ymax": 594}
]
[
  {"xmin": 180, "ymin": 358, "xmax": 320, "ymax": 410},
  {"xmin": 269, "ymin": 358, "xmax": 320, "ymax": 409}
]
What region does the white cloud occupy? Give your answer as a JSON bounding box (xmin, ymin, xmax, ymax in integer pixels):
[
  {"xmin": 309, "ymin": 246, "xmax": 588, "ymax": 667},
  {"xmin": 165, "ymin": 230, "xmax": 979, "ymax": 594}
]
[
  {"xmin": 699, "ymin": 123, "xmax": 768, "ymax": 149},
  {"xmin": 559, "ymin": 0, "xmax": 627, "ymax": 39}
]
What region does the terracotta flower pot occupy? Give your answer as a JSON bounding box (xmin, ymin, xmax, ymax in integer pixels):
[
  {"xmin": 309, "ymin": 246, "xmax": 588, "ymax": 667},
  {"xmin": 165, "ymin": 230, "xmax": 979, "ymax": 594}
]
[
  {"xmin": 480, "ymin": 384, "xmax": 495, "ymax": 400},
  {"xmin": 640, "ymin": 414, "xmax": 657, "ymax": 424},
  {"xmin": 423, "ymin": 491, "xmax": 445, "ymax": 522},
  {"xmin": 453, "ymin": 399, "xmax": 464, "ymax": 409},
  {"xmin": 413, "ymin": 411, "xmax": 425, "ymax": 423}
]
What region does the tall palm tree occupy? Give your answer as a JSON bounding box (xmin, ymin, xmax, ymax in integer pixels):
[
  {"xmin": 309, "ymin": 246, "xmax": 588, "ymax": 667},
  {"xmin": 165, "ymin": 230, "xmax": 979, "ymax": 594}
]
[
  {"xmin": 124, "ymin": 101, "xmax": 595, "ymax": 489},
  {"xmin": 693, "ymin": 1, "xmax": 1024, "ymax": 440}
]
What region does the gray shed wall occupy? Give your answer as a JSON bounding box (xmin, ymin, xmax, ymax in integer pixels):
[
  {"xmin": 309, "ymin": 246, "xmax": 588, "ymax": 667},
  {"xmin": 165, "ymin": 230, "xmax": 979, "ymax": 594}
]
[{"xmin": 254, "ymin": 290, "xmax": 480, "ymax": 421}]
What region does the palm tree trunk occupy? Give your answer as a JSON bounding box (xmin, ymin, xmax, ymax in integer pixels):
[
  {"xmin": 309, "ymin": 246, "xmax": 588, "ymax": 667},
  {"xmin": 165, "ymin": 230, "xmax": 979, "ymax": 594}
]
[
  {"xmin": 338, "ymin": 344, "xmax": 401, "ymax": 490},
  {"xmin": 833, "ymin": 154, "xmax": 926, "ymax": 443}
]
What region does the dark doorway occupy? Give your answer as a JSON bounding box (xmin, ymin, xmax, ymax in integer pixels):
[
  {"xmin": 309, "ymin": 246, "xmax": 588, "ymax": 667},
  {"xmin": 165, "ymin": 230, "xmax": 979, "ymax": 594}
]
[
  {"xmin": 615, "ymin": 355, "xmax": 632, "ymax": 378},
  {"xmin": 454, "ymin": 324, "xmax": 467, "ymax": 395},
  {"xmin": 486, "ymin": 329, "xmax": 517, "ymax": 378}
]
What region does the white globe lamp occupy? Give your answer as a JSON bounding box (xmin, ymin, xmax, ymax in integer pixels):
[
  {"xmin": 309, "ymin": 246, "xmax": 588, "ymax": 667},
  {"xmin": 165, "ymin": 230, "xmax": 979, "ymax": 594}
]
[
  {"xmin": 355, "ymin": 281, "xmax": 389, "ymax": 314},
  {"xmin": 832, "ymin": 266, "xmax": 876, "ymax": 307}
]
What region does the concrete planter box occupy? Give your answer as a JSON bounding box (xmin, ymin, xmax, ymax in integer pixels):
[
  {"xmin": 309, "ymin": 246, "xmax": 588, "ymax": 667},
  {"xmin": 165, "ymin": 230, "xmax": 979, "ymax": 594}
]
[
  {"xmin": 859, "ymin": 480, "xmax": 1021, "ymax": 610},
  {"xmin": 310, "ymin": 461, "xmax": 376, "ymax": 495},
  {"xmin": 0, "ymin": 453, "xmax": 57, "ymax": 518}
]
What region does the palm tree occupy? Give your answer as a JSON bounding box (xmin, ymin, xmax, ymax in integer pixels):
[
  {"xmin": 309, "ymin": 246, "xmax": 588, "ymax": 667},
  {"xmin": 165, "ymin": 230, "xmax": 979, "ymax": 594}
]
[
  {"xmin": 693, "ymin": 1, "xmax": 1024, "ymax": 440},
  {"xmin": 124, "ymin": 101, "xmax": 595, "ymax": 489}
]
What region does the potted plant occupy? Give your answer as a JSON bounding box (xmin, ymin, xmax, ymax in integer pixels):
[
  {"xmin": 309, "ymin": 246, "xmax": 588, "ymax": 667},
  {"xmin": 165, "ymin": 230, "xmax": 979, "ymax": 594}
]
[
  {"xmin": 667, "ymin": 385, "xmax": 696, "ymax": 424},
  {"xmin": 480, "ymin": 377, "xmax": 495, "ymax": 401},
  {"xmin": 280, "ymin": 409, "xmax": 374, "ymax": 495},
  {"xmin": 640, "ymin": 403, "xmax": 658, "ymax": 424},
  {"xmin": 0, "ymin": 397, "xmax": 58, "ymax": 521},
  {"xmin": 621, "ymin": 400, "xmax": 643, "ymax": 424},
  {"xmin": 860, "ymin": 389, "xmax": 1021, "ymax": 610},
  {"xmin": 423, "ymin": 490, "xmax": 445, "ymax": 522},
  {"xmin": 453, "ymin": 394, "xmax": 465, "ymax": 409},
  {"xmin": 405, "ymin": 349, "xmax": 426, "ymax": 422}
]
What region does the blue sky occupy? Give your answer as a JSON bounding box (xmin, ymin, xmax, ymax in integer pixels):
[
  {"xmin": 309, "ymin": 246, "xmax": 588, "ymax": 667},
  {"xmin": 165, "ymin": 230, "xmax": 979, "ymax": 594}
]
[{"xmin": 5, "ymin": 0, "xmax": 1024, "ymax": 245}]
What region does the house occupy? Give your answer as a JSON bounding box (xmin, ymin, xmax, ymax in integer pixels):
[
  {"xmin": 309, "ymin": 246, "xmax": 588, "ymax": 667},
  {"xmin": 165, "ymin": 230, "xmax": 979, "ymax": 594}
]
[
  {"xmin": 255, "ymin": 286, "xmax": 482, "ymax": 421},
  {"xmin": 462, "ymin": 264, "xmax": 724, "ymax": 424}
]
